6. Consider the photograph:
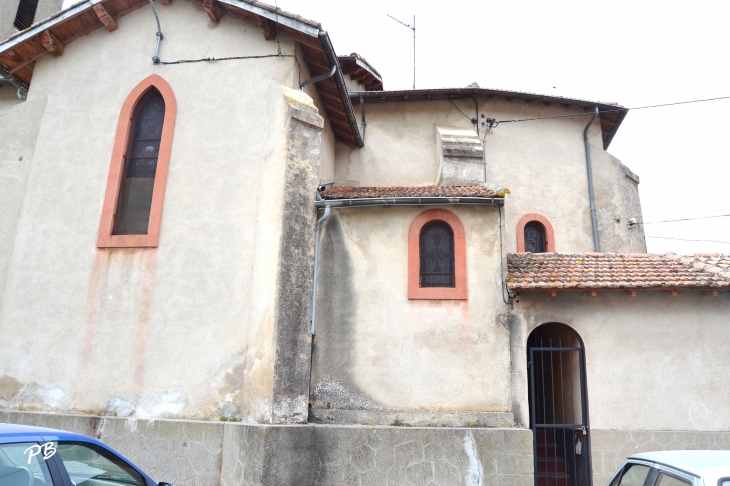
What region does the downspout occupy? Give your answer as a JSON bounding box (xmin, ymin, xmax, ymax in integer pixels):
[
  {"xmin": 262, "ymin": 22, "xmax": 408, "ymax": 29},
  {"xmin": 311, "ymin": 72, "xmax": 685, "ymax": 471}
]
[
  {"xmin": 301, "ymin": 64, "xmax": 336, "ymax": 91},
  {"xmin": 311, "ymin": 202, "xmax": 331, "ymax": 335},
  {"xmin": 584, "ymin": 106, "xmax": 600, "ymax": 252},
  {"xmin": 0, "ymin": 66, "xmax": 28, "ymax": 100},
  {"xmin": 360, "ymin": 93, "xmax": 366, "ymax": 141}
]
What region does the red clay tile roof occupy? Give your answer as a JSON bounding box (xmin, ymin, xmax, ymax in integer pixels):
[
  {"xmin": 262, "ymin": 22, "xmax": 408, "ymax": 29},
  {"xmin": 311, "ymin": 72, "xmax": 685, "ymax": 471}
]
[
  {"xmin": 320, "ymin": 185, "xmax": 507, "ymax": 199},
  {"xmin": 507, "ymin": 253, "xmax": 730, "ymax": 291}
]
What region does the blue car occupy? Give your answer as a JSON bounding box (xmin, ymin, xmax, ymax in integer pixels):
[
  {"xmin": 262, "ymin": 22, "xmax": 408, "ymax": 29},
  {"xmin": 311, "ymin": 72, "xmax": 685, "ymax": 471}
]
[{"xmin": 0, "ymin": 423, "xmax": 172, "ymax": 486}]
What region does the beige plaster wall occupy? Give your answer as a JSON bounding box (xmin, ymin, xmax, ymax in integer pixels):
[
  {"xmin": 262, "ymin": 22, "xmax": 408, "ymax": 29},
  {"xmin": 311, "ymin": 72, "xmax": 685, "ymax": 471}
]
[
  {"xmin": 0, "ymin": 1, "xmax": 317, "ymax": 421},
  {"xmin": 0, "ymin": 95, "xmax": 46, "ymax": 321},
  {"xmin": 512, "ymin": 291, "xmax": 730, "ymax": 431},
  {"xmin": 335, "ymin": 98, "xmax": 643, "ymax": 254},
  {"xmin": 311, "ymin": 206, "xmax": 514, "ymax": 421}
]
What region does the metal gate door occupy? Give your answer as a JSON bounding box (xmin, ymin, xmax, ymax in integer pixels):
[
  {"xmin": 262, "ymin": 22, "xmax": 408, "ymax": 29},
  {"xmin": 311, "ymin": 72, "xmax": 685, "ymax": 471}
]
[{"xmin": 529, "ymin": 343, "xmax": 590, "ymax": 486}]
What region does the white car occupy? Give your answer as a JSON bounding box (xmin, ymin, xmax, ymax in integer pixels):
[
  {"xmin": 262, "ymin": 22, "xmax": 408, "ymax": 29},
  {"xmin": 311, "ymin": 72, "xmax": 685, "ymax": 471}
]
[{"xmin": 608, "ymin": 451, "xmax": 730, "ymax": 486}]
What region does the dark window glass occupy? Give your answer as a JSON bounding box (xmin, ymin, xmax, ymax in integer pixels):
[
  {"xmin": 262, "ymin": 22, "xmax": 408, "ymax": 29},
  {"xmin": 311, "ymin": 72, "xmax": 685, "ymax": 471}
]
[
  {"xmin": 113, "ymin": 88, "xmax": 165, "ymax": 235},
  {"xmin": 56, "ymin": 442, "xmax": 145, "ymax": 486},
  {"xmin": 13, "ymin": 0, "xmax": 39, "ymax": 30},
  {"xmin": 524, "ymin": 221, "xmax": 546, "ymax": 253},
  {"xmin": 420, "ymin": 221, "xmax": 455, "ymax": 288}
]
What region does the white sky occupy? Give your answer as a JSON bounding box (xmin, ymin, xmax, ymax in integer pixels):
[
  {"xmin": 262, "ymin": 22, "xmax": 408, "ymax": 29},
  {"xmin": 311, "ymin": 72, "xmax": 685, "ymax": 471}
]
[{"xmin": 63, "ymin": 0, "xmax": 730, "ymax": 254}]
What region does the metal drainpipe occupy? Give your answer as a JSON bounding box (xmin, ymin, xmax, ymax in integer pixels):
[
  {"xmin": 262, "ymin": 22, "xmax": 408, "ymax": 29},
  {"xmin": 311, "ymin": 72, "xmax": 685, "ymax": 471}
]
[
  {"xmin": 584, "ymin": 106, "xmax": 600, "ymax": 252},
  {"xmin": 0, "ymin": 66, "xmax": 28, "ymax": 100},
  {"xmin": 360, "ymin": 93, "xmax": 366, "ymax": 141},
  {"xmin": 310, "ymin": 204, "xmax": 331, "ymax": 335},
  {"xmin": 301, "ymin": 65, "xmax": 336, "ymax": 91}
]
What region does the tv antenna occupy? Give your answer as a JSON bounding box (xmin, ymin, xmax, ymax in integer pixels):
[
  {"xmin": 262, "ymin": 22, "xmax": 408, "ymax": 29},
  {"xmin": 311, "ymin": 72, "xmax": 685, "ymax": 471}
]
[{"xmin": 387, "ymin": 14, "xmax": 415, "ymax": 89}]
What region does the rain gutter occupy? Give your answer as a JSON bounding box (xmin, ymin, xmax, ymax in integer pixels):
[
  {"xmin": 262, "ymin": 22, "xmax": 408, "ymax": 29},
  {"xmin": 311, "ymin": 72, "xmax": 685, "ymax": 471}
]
[
  {"xmin": 314, "ymin": 197, "xmax": 504, "ymax": 208},
  {"xmin": 584, "ymin": 106, "xmax": 600, "ymax": 252}
]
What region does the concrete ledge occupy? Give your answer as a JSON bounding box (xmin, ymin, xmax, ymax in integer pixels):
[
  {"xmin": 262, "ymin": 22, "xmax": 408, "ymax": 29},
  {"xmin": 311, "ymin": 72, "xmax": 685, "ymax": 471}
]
[
  {"xmin": 1, "ymin": 410, "xmax": 532, "ymax": 486},
  {"xmin": 310, "ymin": 408, "xmax": 516, "ymax": 428}
]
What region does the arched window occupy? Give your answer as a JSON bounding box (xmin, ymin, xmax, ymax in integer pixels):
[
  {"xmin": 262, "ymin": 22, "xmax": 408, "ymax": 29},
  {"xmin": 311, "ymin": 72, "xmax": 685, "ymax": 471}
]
[
  {"xmin": 516, "ymin": 213, "xmax": 555, "ymax": 253},
  {"xmin": 524, "ymin": 221, "xmax": 546, "ymax": 253},
  {"xmin": 419, "ymin": 222, "xmax": 455, "ymax": 287},
  {"xmin": 113, "ymin": 88, "xmax": 165, "ymax": 235},
  {"xmin": 97, "ymin": 75, "xmax": 176, "ymax": 248},
  {"xmin": 408, "ymin": 209, "xmax": 467, "ymax": 300}
]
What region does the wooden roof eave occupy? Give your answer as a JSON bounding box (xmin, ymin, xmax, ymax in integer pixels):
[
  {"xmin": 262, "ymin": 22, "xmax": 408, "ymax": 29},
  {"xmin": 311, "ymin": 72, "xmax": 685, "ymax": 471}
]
[{"xmin": 0, "ymin": 0, "xmax": 364, "ymax": 148}]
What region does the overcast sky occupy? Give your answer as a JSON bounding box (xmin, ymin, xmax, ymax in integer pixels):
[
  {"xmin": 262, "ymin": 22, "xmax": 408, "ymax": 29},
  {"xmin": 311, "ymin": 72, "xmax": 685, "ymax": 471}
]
[{"xmin": 63, "ymin": 0, "xmax": 730, "ymax": 253}]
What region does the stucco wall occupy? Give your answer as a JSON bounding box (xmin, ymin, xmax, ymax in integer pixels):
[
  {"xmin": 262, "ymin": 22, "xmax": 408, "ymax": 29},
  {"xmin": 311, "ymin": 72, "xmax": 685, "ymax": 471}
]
[
  {"xmin": 311, "ymin": 206, "xmax": 515, "ymax": 425},
  {"xmin": 0, "ymin": 96, "xmax": 46, "ymax": 321},
  {"xmin": 335, "ymin": 98, "xmax": 643, "ymax": 254},
  {"xmin": 511, "ymin": 291, "xmax": 730, "ymax": 431},
  {"xmin": 0, "ymin": 1, "xmax": 322, "ymax": 422}
]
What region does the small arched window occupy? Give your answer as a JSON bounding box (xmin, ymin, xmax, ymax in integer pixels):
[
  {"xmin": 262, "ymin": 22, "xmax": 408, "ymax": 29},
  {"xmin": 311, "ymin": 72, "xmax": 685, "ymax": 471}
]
[
  {"xmin": 516, "ymin": 213, "xmax": 555, "ymax": 253},
  {"xmin": 408, "ymin": 209, "xmax": 467, "ymax": 300},
  {"xmin": 97, "ymin": 74, "xmax": 176, "ymax": 248},
  {"xmin": 524, "ymin": 221, "xmax": 546, "ymax": 253},
  {"xmin": 419, "ymin": 222, "xmax": 455, "ymax": 287},
  {"xmin": 113, "ymin": 88, "xmax": 165, "ymax": 235}
]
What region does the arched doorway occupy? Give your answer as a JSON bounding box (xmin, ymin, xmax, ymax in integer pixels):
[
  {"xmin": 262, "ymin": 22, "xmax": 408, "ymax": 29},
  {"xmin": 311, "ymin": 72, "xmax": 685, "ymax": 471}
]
[{"xmin": 527, "ymin": 323, "xmax": 591, "ymax": 486}]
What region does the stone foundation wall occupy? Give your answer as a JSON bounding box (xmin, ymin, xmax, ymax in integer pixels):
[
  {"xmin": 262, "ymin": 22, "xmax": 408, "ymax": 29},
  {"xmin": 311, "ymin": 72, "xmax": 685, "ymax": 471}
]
[
  {"xmin": 591, "ymin": 429, "xmax": 730, "ymax": 486},
  {"xmin": 1, "ymin": 411, "xmax": 533, "ymax": 486}
]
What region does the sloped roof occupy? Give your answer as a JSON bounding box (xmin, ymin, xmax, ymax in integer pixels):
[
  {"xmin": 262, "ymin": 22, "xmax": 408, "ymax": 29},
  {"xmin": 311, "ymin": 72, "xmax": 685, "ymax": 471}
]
[
  {"xmin": 337, "ymin": 53, "xmax": 382, "ymax": 91},
  {"xmin": 0, "ymin": 0, "xmax": 363, "ymax": 146},
  {"xmin": 507, "ymin": 253, "xmax": 730, "ymax": 292},
  {"xmin": 320, "ymin": 184, "xmax": 510, "ymax": 199}
]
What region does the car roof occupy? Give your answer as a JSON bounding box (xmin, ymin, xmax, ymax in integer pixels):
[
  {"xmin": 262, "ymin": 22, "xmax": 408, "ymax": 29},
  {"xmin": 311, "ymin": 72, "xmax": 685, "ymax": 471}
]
[
  {"xmin": 0, "ymin": 423, "xmax": 92, "ymax": 443},
  {"xmin": 630, "ymin": 451, "xmax": 730, "ymax": 477}
]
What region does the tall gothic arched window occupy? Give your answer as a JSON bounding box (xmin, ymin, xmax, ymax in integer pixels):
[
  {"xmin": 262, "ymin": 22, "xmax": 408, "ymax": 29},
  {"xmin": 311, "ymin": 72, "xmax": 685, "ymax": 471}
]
[
  {"xmin": 419, "ymin": 221, "xmax": 455, "ymax": 287},
  {"xmin": 524, "ymin": 221, "xmax": 547, "ymax": 253},
  {"xmin": 113, "ymin": 88, "xmax": 165, "ymax": 235},
  {"xmin": 97, "ymin": 74, "xmax": 176, "ymax": 248}
]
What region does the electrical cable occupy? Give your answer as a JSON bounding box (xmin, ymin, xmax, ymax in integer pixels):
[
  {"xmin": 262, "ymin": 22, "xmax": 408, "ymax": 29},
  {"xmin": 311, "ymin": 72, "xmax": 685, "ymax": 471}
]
[
  {"xmin": 449, "ymin": 99, "xmax": 473, "ymax": 124},
  {"xmin": 159, "ymin": 54, "xmax": 293, "ymax": 65},
  {"xmin": 637, "ymin": 214, "xmax": 730, "ymax": 225},
  {"xmin": 645, "ymin": 236, "xmax": 730, "ymax": 245},
  {"xmin": 493, "ymin": 95, "xmax": 730, "ymax": 126}
]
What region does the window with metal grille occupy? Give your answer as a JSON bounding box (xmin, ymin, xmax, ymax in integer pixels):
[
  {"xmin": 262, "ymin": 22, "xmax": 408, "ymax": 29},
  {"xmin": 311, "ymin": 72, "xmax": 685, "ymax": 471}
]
[
  {"xmin": 419, "ymin": 221, "xmax": 455, "ymax": 287},
  {"xmin": 524, "ymin": 221, "xmax": 546, "ymax": 253},
  {"xmin": 113, "ymin": 88, "xmax": 165, "ymax": 235},
  {"xmin": 13, "ymin": 0, "xmax": 39, "ymax": 31}
]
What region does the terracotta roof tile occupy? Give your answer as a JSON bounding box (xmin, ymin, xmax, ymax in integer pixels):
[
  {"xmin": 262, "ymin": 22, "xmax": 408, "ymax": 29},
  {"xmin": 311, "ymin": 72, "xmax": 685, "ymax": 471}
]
[
  {"xmin": 320, "ymin": 185, "xmax": 509, "ymax": 199},
  {"xmin": 507, "ymin": 253, "xmax": 730, "ymax": 291}
]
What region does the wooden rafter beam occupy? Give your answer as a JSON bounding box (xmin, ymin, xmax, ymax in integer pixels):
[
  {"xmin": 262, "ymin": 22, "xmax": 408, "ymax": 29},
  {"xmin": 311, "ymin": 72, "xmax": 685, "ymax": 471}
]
[
  {"xmin": 92, "ymin": 4, "xmax": 118, "ymax": 32},
  {"xmin": 704, "ymin": 289, "xmax": 719, "ymax": 297},
  {"xmin": 41, "ymin": 30, "xmax": 64, "ymax": 56},
  {"xmin": 351, "ymin": 71, "xmax": 371, "ymax": 82},
  {"xmin": 204, "ymin": 0, "xmax": 223, "ymax": 23},
  {"xmin": 160, "ymin": 0, "xmax": 172, "ymax": 4},
  {"xmin": 257, "ymin": 15, "xmax": 275, "ymax": 40}
]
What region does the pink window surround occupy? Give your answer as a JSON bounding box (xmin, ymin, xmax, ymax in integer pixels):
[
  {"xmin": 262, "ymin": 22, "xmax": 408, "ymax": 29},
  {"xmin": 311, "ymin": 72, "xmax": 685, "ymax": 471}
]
[
  {"xmin": 516, "ymin": 213, "xmax": 555, "ymax": 253},
  {"xmin": 97, "ymin": 74, "xmax": 177, "ymax": 248},
  {"xmin": 408, "ymin": 209, "xmax": 468, "ymax": 300}
]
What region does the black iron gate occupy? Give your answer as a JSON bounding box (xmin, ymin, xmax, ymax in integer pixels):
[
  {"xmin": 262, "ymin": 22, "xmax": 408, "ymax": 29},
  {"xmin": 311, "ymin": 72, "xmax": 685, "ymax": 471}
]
[{"xmin": 529, "ymin": 342, "xmax": 590, "ymax": 486}]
